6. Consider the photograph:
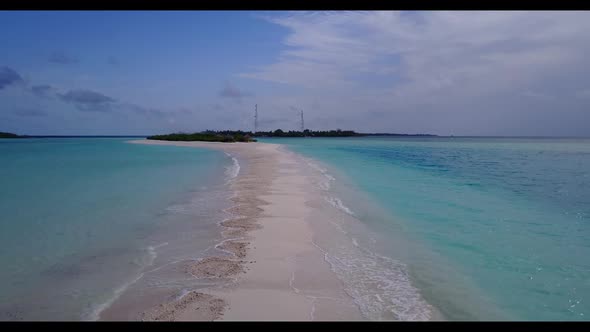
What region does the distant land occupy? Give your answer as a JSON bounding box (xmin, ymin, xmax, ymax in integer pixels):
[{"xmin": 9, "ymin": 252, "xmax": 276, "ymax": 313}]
[
  {"xmin": 0, "ymin": 133, "xmax": 145, "ymax": 138},
  {"xmin": 0, "ymin": 132, "xmax": 27, "ymax": 138},
  {"xmin": 148, "ymin": 131, "xmax": 257, "ymax": 143},
  {"xmin": 2, "ymin": 130, "xmax": 438, "ymax": 141},
  {"xmin": 254, "ymin": 129, "xmax": 437, "ymax": 137},
  {"xmin": 146, "ymin": 130, "xmax": 437, "ymax": 142}
]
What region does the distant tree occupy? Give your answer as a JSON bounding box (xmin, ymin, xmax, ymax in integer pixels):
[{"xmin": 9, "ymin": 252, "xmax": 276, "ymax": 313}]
[{"xmin": 0, "ymin": 132, "xmax": 20, "ymax": 138}]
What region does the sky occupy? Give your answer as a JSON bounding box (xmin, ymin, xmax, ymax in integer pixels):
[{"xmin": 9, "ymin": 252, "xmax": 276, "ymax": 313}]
[{"xmin": 1, "ymin": 11, "xmax": 589, "ymax": 136}]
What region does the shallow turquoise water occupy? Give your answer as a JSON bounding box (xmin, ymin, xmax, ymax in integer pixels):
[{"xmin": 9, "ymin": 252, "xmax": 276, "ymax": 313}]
[
  {"xmin": 0, "ymin": 138, "xmax": 230, "ymax": 320},
  {"xmin": 2, "ymin": 137, "xmax": 589, "ymax": 320},
  {"xmin": 265, "ymin": 137, "xmax": 590, "ymax": 321}
]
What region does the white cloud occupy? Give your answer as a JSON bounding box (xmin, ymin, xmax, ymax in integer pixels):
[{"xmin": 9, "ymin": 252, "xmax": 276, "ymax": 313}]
[{"xmin": 240, "ymin": 11, "xmax": 590, "ymax": 135}]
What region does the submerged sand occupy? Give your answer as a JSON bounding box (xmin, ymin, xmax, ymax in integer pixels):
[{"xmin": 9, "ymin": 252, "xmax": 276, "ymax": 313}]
[{"xmin": 120, "ymin": 139, "xmax": 364, "ymax": 321}]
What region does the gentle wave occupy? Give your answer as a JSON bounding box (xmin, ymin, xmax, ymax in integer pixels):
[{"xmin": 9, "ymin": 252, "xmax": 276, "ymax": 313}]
[
  {"xmin": 214, "ymin": 237, "xmax": 246, "ymax": 257},
  {"xmin": 86, "ymin": 242, "xmax": 169, "ymax": 321},
  {"xmin": 146, "ymin": 242, "xmax": 169, "ymax": 265},
  {"xmin": 304, "ymin": 158, "xmax": 356, "ymax": 216},
  {"xmin": 312, "ymin": 239, "xmax": 434, "ymax": 321},
  {"xmin": 325, "ymin": 196, "xmax": 355, "ymax": 216},
  {"xmin": 305, "ymin": 159, "xmax": 335, "ymax": 190},
  {"xmin": 85, "ymin": 273, "xmax": 145, "ymax": 321},
  {"xmin": 299, "ymin": 152, "xmax": 433, "ymax": 320},
  {"xmin": 224, "ymin": 153, "xmax": 240, "ymax": 183}
]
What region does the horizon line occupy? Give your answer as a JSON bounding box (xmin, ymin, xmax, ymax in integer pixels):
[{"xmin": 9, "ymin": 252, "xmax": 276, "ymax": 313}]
[{"xmin": 5, "ymin": 134, "xmax": 590, "ymax": 139}]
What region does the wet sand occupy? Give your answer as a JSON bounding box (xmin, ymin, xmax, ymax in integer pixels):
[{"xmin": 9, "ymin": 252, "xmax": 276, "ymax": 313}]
[{"xmin": 123, "ymin": 139, "xmax": 363, "ymax": 321}]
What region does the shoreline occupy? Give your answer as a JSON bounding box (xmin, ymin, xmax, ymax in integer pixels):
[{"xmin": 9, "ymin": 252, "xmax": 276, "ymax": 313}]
[{"xmin": 116, "ymin": 139, "xmax": 364, "ymax": 320}]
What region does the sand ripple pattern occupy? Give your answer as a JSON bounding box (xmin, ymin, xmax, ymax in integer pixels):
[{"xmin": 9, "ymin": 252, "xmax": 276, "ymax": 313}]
[{"xmin": 138, "ymin": 143, "xmax": 274, "ymax": 321}]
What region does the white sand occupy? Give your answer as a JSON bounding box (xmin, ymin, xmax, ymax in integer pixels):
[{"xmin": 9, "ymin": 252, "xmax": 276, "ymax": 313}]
[{"xmin": 127, "ymin": 139, "xmax": 364, "ymax": 321}]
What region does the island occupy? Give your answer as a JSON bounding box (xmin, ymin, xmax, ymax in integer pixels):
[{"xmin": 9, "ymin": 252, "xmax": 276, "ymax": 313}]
[
  {"xmin": 0, "ymin": 132, "xmax": 26, "ymax": 138},
  {"xmin": 147, "ymin": 131, "xmax": 257, "ymax": 143},
  {"xmin": 256, "ymin": 129, "xmax": 437, "ymax": 137},
  {"xmin": 147, "ymin": 129, "xmax": 437, "ymax": 142}
]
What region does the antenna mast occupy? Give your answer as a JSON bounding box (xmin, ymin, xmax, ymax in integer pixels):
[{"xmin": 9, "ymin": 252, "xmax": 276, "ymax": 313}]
[
  {"xmin": 254, "ymin": 104, "xmax": 258, "ymax": 133},
  {"xmin": 300, "ymin": 109, "xmax": 304, "ymax": 132}
]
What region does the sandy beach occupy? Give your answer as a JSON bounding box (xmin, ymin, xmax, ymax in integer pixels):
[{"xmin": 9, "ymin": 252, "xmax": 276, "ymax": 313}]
[{"xmin": 121, "ymin": 139, "xmax": 364, "ymax": 321}]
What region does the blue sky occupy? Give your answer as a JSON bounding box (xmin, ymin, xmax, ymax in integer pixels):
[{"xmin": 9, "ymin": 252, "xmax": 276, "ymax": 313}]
[{"xmin": 1, "ymin": 11, "xmax": 589, "ymax": 136}]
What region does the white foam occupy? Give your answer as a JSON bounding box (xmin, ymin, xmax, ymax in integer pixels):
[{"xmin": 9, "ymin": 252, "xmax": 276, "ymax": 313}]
[
  {"xmin": 224, "ymin": 153, "xmax": 240, "ymax": 183},
  {"xmin": 325, "ymin": 196, "xmax": 355, "ymax": 216},
  {"xmin": 216, "ymin": 216, "xmax": 234, "ymax": 226},
  {"xmin": 146, "ymin": 242, "xmax": 169, "ymax": 265},
  {"xmin": 85, "ymin": 272, "xmax": 146, "ymax": 321},
  {"xmin": 296, "ymin": 152, "xmax": 433, "ymax": 319},
  {"xmin": 304, "ymin": 159, "xmax": 337, "ymax": 190},
  {"xmin": 312, "ymin": 238, "xmax": 434, "ymax": 321},
  {"xmin": 85, "ymin": 242, "xmax": 168, "ymax": 321},
  {"xmin": 214, "ymin": 237, "xmax": 246, "ymax": 257},
  {"xmin": 301, "ymin": 158, "xmax": 355, "ymax": 219},
  {"xmin": 318, "ymin": 180, "xmax": 331, "ymax": 191},
  {"xmin": 174, "ymin": 288, "xmax": 192, "ymax": 301}
]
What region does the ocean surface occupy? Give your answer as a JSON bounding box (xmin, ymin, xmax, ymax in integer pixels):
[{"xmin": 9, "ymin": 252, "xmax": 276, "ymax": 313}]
[
  {"xmin": 0, "ymin": 138, "xmax": 236, "ymax": 320},
  {"xmin": 263, "ymin": 137, "xmax": 590, "ymax": 321},
  {"xmin": 2, "ymin": 136, "xmax": 589, "ymax": 321}
]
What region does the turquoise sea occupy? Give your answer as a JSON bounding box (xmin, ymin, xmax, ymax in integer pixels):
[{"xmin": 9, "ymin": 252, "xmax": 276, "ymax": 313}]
[
  {"xmin": 0, "ymin": 138, "xmax": 235, "ymax": 320},
  {"xmin": 263, "ymin": 137, "xmax": 590, "ymax": 321},
  {"xmin": 1, "ymin": 136, "xmax": 589, "ymax": 321}
]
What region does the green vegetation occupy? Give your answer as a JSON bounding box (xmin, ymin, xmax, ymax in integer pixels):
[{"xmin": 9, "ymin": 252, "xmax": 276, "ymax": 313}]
[
  {"xmin": 255, "ymin": 129, "xmax": 359, "ymax": 137},
  {"xmin": 254, "ymin": 129, "xmax": 436, "ymax": 137},
  {"xmin": 0, "ymin": 132, "xmax": 24, "ymax": 138},
  {"xmin": 147, "ymin": 129, "xmax": 358, "ymax": 142},
  {"xmin": 147, "ymin": 131, "xmax": 257, "ymax": 143},
  {"xmin": 147, "ymin": 129, "xmax": 437, "ymax": 142}
]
